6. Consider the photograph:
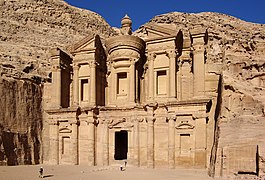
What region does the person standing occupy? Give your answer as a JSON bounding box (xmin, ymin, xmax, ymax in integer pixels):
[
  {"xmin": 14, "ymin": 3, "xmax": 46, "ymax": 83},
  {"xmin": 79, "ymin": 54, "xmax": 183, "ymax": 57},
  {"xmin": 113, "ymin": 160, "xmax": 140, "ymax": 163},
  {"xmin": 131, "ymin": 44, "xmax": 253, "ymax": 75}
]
[{"xmin": 39, "ymin": 167, "xmax": 44, "ymax": 178}]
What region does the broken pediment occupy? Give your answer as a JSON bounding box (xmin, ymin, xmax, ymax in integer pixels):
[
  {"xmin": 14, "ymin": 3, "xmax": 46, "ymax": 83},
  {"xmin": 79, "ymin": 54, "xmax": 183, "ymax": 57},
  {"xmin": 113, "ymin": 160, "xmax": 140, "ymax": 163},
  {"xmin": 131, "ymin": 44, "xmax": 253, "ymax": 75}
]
[
  {"xmin": 108, "ymin": 118, "xmax": 133, "ymax": 129},
  {"xmin": 69, "ymin": 34, "xmax": 96, "ymax": 53},
  {"xmin": 135, "ymin": 23, "xmax": 178, "ymax": 40},
  {"xmin": 59, "ymin": 127, "xmax": 72, "ymax": 133},
  {"xmin": 176, "ymin": 122, "xmax": 194, "ymax": 130}
]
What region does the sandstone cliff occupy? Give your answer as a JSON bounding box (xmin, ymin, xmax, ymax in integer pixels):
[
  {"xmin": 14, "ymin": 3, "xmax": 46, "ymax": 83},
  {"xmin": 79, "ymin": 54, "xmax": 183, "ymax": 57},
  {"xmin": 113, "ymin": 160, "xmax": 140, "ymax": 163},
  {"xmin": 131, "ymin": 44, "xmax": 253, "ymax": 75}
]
[
  {"xmin": 140, "ymin": 12, "xmax": 265, "ymax": 177},
  {"xmin": 0, "ymin": 0, "xmax": 115, "ymax": 80},
  {"xmin": 0, "ymin": 77, "xmax": 42, "ymax": 165}
]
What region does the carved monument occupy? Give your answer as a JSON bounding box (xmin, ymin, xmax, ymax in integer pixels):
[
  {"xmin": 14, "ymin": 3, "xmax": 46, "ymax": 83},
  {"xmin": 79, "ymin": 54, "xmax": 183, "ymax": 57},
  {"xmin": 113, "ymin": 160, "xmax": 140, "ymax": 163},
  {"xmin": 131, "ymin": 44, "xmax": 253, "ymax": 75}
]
[{"xmin": 43, "ymin": 15, "xmax": 220, "ymax": 169}]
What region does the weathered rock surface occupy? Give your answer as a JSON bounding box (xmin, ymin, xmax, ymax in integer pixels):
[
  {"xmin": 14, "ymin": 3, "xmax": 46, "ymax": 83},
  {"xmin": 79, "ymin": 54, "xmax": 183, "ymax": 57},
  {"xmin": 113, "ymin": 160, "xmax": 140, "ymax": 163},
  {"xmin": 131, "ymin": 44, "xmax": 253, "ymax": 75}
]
[
  {"xmin": 0, "ymin": 0, "xmax": 115, "ymax": 80},
  {"xmin": 0, "ymin": 77, "xmax": 42, "ymax": 165},
  {"xmin": 139, "ymin": 12, "xmax": 265, "ymax": 177}
]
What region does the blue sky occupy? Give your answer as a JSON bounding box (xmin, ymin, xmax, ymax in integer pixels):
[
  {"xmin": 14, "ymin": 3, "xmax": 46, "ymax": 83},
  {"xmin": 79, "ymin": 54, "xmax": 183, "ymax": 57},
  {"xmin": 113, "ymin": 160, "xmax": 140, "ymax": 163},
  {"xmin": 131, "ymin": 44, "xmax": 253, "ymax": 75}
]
[{"xmin": 64, "ymin": 0, "xmax": 265, "ymax": 30}]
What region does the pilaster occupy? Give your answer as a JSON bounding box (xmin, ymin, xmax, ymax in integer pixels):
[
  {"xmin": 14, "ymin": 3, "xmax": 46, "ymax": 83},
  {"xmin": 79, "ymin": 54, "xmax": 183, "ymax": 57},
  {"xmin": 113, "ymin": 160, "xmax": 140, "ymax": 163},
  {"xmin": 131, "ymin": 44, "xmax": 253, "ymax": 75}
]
[
  {"xmin": 73, "ymin": 63, "xmax": 79, "ymax": 106},
  {"xmin": 51, "ymin": 65, "xmax": 61, "ymax": 108},
  {"xmin": 190, "ymin": 26, "xmax": 207, "ymax": 97},
  {"xmin": 49, "ymin": 119, "xmax": 59, "ymax": 165},
  {"xmin": 90, "ymin": 62, "xmax": 96, "ymax": 106},
  {"xmin": 103, "ymin": 119, "xmax": 109, "ymax": 166},
  {"xmin": 148, "ymin": 53, "xmax": 155, "ymax": 102},
  {"xmin": 168, "ymin": 115, "xmax": 176, "ymax": 169},
  {"xmin": 168, "ymin": 51, "xmax": 177, "ymax": 99},
  {"xmin": 146, "ymin": 104, "xmax": 156, "ymax": 168},
  {"xmin": 129, "ymin": 59, "xmax": 136, "ymax": 105},
  {"xmin": 193, "ymin": 111, "xmax": 207, "ymax": 168},
  {"xmin": 70, "ymin": 118, "xmax": 79, "ymax": 165},
  {"xmin": 133, "ymin": 118, "xmax": 140, "ymax": 166},
  {"xmin": 78, "ymin": 111, "xmax": 96, "ymax": 165}
]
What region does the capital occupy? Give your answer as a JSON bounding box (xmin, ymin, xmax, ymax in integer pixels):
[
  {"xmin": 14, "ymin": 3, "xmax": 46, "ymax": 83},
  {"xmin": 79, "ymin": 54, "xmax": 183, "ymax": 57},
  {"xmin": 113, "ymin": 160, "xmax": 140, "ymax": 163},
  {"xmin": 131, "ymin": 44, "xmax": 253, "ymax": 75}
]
[
  {"xmin": 167, "ymin": 50, "xmax": 177, "ymax": 59},
  {"xmin": 90, "ymin": 62, "xmax": 97, "ymax": 68},
  {"xmin": 192, "ymin": 111, "xmax": 208, "ymax": 119},
  {"xmin": 73, "ymin": 63, "xmax": 79, "ymax": 70},
  {"xmin": 48, "ymin": 119, "xmax": 58, "ymax": 125}
]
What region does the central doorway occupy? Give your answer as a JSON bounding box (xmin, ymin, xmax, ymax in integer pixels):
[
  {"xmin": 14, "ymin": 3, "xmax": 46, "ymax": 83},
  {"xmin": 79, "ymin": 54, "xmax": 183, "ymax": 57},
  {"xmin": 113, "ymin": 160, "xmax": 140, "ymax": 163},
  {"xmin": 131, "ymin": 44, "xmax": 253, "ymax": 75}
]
[{"xmin": 114, "ymin": 130, "xmax": 128, "ymax": 160}]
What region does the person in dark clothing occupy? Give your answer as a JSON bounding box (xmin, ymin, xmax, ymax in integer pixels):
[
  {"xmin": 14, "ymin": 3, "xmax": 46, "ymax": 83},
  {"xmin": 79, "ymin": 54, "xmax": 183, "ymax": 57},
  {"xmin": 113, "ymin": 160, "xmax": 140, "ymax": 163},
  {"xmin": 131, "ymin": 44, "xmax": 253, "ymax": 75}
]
[{"xmin": 39, "ymin": 167, "xmax": 44, "ymax": 178}]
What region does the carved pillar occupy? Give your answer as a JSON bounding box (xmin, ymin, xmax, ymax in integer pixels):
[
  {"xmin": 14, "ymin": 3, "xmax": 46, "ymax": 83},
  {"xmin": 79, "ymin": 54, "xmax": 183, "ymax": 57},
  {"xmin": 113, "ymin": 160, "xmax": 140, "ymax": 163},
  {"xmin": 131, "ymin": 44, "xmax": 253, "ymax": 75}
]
[
  {"xmin": 90, "ymin": 62, "xmax": 96, "ymax": 106},
  {"xmin": 146, "ymin": 105, "xmax": 156, "ymax": 168},
  {"xmin": 168, "ymin": 116, "xmax": 175, "ymax": 169},
  {"xmin": 133, "ymin": 118, "xmax": 140, "ymax": 166},
  {"xmin": 87, "ymin": 113, "xmax": 95, "ymax": 166},
  {"xmin": 103, "ymin": 120, "xmax": 109, "ymax": 166},
  {"xmin": 190, "ymin": 27, "xmax": 206, "ymax": 97},
  {"xmin": 148, "ymin": 53, "xmax": 155, "ymax": 101},
  {"xmin": 71, "ymin": 119, "xmax": 79, "ymax": 165},
  {"xmin": 79, "ymin": 111, "xmax": 96, "ymax": 165},
  {"xmin": 168, "ymin": 51, "xmax": 176, "ymax": 99},
  {"xmin": 73, "ymin": 63, "xmax": 79, "ymax": 106},
  {"xmin": 129, "ymin": 59, "xmax": 135, "ymax": 104},
  {"xmin": 51, "ymin": 65, "xmax": 61, "ymax": 108},
  {"xmin": 111, "ymin": 68, "xmax": 117, "ymax": 104},
  {"xmin": 49, "ymin": 120, "xmax": 59, "ymax": 164},
  {"xmin": 193, "ymin": 112, "xmax": 207, "ymax": 168}
]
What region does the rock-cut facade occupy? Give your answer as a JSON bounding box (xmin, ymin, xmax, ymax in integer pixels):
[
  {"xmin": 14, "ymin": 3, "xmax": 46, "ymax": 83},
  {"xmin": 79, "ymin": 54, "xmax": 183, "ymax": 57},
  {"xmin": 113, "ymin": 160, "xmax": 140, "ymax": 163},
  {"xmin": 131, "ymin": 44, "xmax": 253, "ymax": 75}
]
[{"xmin": 43, "ymin": 15, "xmax": 220, "ymax": 169}]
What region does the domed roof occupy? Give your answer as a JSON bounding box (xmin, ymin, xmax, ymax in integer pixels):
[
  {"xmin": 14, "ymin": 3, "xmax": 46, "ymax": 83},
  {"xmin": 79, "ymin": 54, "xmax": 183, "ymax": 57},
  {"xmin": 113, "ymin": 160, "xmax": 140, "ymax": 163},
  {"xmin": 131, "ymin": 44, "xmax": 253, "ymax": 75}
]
[{"xmin": 121, "ymin": 14, "xmax": 132, "ymax": 27}]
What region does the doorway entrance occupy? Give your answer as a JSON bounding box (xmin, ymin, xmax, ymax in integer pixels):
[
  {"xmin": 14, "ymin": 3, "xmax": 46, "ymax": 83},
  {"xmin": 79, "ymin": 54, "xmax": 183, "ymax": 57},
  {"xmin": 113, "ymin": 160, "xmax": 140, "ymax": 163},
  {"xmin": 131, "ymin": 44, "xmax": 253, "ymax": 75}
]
[{"xmin": 114, "ymin": 130, "xmax": 128, "ymax": 160}]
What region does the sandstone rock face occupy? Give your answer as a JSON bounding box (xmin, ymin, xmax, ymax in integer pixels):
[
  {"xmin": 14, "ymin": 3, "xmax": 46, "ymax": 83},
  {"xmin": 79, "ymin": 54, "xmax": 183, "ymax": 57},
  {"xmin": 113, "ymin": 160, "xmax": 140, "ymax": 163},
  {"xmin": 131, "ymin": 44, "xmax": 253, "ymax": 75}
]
[
  {"xmin": 0, "ymin": 0, "xmax": 115, "ymax": 80},
  {"xmin": 0, "ymin": 77, "xmax": 42, "ymax": 165},
  {"xmin": 0, "ymin": 0, "xmax": 114, "ymax": 165},
  {"xmin": 141, "ymin": 12, "xmax": 265, "ymax": 177}
]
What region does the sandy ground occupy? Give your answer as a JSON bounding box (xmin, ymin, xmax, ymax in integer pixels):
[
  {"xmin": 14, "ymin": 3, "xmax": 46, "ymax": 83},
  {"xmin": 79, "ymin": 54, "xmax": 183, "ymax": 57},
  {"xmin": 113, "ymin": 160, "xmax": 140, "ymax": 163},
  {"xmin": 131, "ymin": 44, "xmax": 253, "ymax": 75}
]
[{"xmin": 0, "ymin": 165, "xmax": 227, "ymax": 180}]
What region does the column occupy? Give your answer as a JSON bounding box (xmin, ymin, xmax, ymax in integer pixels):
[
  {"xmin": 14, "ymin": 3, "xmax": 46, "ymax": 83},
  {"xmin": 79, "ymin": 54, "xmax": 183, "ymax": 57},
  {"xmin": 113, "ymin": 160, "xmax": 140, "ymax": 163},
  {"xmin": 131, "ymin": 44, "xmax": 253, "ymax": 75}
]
[
  {"xmin": 168, "ymin": 116, "xmax": 175, "ymax": 169},
  {"xmin": 148, "ymin": 53, "xmax": 155, "ymax": 101},
  {"xmin": 112, "ymin": 71, "xmax": 117, "ymax": 104},
  {"xmin": 73, "ymin": 63, "xmax": 79, "ymax": 106},
  {"xmin": 49, "ymin": 120, "xmax": 59, "ymax": 164},
  {"xmin": 133, "ymin": 118, "xmax": 140, "ymax": 166},
  {"xmin": 103, "ymin": 120, "xmax": 109, "ymax": 166},
  {"xmin": 51, "ymin": 66, "xmax": 61, "ymax": 108},
  {"xmin": 129, "ymin": 60, "xmax": 135, "ymax": 104},
  {"xmin": 71, "ymin": 119, "xmax": 79, "ymax": 165},
  {"xmin": 87, "ymin": 115, "xmax": 95, "ymax": 166},
  {"xmin": 194, "ymin": 112, "xmax": 207, "ymax": 168},
  {"xmin": 168, "ymin": 51, "xmax": 176, "ymax": 99},
  {"xmin": 190, "ymin": 27, "xmax": 206, "ymax": 97},
  {"xmin": 50, "ymin": 48, "xmax": 61, "ymax": 108},
  {"xmin": 146, "ymin": 105, "xmax": 155, "ymax": 168},
  {"xmin": 90, "ymin": 62, "xmax": 96, "ymax": 105}
]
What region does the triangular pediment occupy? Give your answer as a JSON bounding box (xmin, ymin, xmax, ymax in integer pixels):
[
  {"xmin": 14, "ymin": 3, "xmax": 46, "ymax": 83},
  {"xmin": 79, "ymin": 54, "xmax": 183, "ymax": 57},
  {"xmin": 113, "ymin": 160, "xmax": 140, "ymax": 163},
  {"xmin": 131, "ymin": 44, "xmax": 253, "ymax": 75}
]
[
  {"xmin": 69, "ymin": 34, "xmax": 95, "ymax": 53},
  {"xmin": 135, "ymin": 23, "xmax": 178, "ymax": 40}
]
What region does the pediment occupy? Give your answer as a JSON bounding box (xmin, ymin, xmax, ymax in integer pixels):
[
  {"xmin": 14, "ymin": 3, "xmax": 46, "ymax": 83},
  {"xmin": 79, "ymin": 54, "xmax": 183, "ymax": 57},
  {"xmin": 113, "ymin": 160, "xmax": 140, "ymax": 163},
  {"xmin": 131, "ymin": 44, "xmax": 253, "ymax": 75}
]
[
  {"xmin": 69, "ymin": 34, "xmax": 95, "ymax": 53},
  {"xmin": 176, "ymin": 123, "xmax": 194, "ymax": 130},
  {"xmin": 59, "ymin": 127, "xmax": 72, "ymax": 133},
  {"xmin": 135, "ymin": 23, "xmax": 178, "ymax": 40},
  {"xmin": 108, "ymin": 118, "xmax": 133, "ymax": 129}
]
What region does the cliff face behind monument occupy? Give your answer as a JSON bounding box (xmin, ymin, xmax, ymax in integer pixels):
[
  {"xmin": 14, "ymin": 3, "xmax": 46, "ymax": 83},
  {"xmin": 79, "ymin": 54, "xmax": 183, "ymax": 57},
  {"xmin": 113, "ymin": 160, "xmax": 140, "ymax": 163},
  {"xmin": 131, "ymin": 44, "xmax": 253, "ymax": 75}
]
[
  {"xmin": 0, "ymin": 0, "xmax": 115, "ymax": 80},
  {"xmin": 139, "ymin": 12, "xmax": 265, "ymax": 176},
  {"xmin": 0, "ymin": 0, "xmax": 114, "ymax": 165}
]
